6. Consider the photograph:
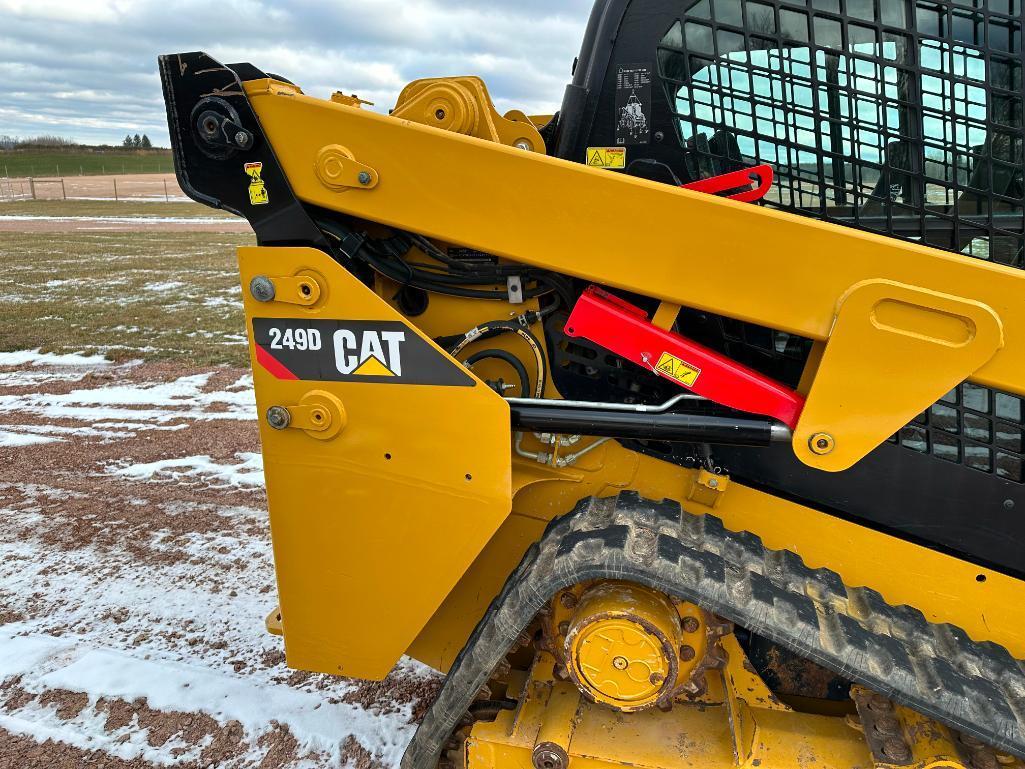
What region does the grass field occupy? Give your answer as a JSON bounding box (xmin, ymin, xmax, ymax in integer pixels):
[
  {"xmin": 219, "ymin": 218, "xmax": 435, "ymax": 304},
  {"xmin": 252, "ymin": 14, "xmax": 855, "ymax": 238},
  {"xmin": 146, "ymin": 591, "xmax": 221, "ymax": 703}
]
[
  {"xmin": 0, "ymin": 219, "xmax": 254, "ymax": 365},
  {"xmin": 0, "ymin": 199, "xmax": 235, "ymax": 218},
  {"xmin": 0, "ymin": 149, "xmax": 173, "ymax": 177}
]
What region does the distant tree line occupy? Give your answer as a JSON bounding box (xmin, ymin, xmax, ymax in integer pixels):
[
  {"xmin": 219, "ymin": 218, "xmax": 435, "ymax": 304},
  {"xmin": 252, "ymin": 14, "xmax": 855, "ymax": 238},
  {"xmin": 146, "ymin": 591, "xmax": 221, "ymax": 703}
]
[
  {"xmin": 0, "ymin": 134, "xmax": 165, "ymax": 152},
  {"xmin": 123, "ymin": 134, "xmax": 153, "ymax": 149},
  {"xmin": 0, "ymin": 135, "xmax": 77, "ymax": 150}
]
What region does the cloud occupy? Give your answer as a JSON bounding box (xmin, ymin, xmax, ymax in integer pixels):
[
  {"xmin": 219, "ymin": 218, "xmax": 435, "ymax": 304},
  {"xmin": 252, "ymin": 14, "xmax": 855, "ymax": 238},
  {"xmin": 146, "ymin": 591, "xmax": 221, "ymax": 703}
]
[{"xmin": 0, "ymin": 0, "xmax": 593, "ymax": 145}]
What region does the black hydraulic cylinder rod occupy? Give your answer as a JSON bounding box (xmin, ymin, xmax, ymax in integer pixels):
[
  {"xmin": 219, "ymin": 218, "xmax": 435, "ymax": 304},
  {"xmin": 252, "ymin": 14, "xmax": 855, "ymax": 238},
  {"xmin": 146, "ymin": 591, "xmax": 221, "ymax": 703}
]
[{"xmin": 509, "ymin": 404, "xmax": 782, "ymax": 446}]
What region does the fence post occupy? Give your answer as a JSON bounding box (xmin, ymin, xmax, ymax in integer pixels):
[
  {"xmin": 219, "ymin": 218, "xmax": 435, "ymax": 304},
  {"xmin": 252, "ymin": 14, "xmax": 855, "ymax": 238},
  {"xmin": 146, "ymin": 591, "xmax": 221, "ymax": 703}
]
[
  {"xmin": 56, "ymin": 163, "xmax": 60, "ymax": 177},
  {"xmin": 61, "ymin": 178, "xmax": 67, "ymax": 200},
  {"xmin": 114, "ymin": 178, "xmax": 119, "ymax": 201},
  {"xmin": 163, "ymin": 178, "xmax": 169, "ymax": 202},
  {"xmin": 29, "ymin": 178, "xmax": 36, "ymax": 200}
]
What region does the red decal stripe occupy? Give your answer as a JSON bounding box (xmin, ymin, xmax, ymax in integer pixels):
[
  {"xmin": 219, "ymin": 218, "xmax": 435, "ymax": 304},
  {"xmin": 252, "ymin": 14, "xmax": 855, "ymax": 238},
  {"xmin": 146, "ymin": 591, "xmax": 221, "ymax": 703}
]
[{"xmin": 255, "ymin": 344, "xmax": 299, "ymax": 381}]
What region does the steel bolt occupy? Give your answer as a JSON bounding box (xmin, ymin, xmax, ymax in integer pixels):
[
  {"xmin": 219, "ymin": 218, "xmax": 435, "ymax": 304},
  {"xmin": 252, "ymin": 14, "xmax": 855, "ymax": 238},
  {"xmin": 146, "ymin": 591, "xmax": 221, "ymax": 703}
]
[
  {"xmin": 868, "ymin": 694, "xmax": 893, "ymax": 712},
  {"xmin": 515, "ymin": 139, "xmax": 533, "ymax": 151},
  {"xmin": 649, "ymin": 671, "xmax": 665, "ymax": 685},
  {"xmin": 249, "ymin": 275, "xmax": 276, "ymax": 302},
  {"xmin": 612, "ymin": 656, "xmax": 628, "ymax": 670},
  {"xmin": 682, "ymin": 616, "xmax": 701, "ymax": 634},
  {"xmin": 235, "ymin": 130, "xmax": 249, "ymax": 147},
  {"xmin": 559, "ymin": 592, "xmax": 578, "ymax": 610},
  {"xmin": 810, "ymin": 433, "xmax": 835, "ymax": 455},
  {"xmin": 558, "ymin": 621, "xmax": 570, "ymax": 636},
  {"xmin": 266, "ymin": 406, "xmax": 291, "ymax": 430},
  {"xmin": 881, "ymin": 737, "xmax": 912, "ymax": 763},
  {"xmin": 532, "ymin": 742, "xmax": 569, "ymax": 769},
  {"xmin": 972, "ymin": 752, "xmax": 999, "ymax": 769},
  {"xmin": 707, "ymin": 477, "xmax": 719, "ymax": 488},
  {"xmin": 358, "ymin": 171, "xmax": 373, "ymax": 186},
  {"xmin": 680, "ymin": 645, "xmax": 696, "ymax": 661},
  {"xmin": 874, "ymin": 716, "xmax": 901, "ymax": 736}
]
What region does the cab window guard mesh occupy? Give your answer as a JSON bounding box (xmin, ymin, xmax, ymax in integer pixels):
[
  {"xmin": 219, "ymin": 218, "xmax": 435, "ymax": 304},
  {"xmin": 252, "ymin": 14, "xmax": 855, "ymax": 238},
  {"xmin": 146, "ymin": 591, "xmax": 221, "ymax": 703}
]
[{"xmin": 658, "ymin": 0, "xmax": 1023, "ymax": 268}]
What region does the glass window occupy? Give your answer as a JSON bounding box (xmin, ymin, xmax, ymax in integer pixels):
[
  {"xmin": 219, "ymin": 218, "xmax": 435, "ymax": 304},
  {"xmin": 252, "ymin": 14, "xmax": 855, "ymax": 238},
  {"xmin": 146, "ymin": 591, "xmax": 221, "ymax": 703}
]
[{"xmin": 658, "ymin": 0, "xmax": 1023, "ymax": 266}]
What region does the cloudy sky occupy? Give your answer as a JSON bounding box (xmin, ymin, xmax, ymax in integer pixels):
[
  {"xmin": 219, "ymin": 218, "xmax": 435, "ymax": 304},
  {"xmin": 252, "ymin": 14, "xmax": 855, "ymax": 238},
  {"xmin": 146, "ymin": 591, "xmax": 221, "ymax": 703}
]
[{"xmin": 0, "ymin": 0, "xmax": 593, "ymax": 146}]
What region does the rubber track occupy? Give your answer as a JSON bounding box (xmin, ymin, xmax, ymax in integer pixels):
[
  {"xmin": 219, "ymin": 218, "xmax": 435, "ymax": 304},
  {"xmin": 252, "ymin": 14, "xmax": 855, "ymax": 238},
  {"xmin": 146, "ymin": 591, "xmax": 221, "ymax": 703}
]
[{"xmin": 401, "ymin": 493, "xmax": 1025, "ymax": 769}]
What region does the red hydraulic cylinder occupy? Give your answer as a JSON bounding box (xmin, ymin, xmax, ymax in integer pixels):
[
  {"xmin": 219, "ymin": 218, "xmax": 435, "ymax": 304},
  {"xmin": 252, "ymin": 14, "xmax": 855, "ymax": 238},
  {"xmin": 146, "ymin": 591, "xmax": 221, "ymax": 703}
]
[{"xmin": 564, "ymin": 286, "xmax": 805, "ymax": 430}]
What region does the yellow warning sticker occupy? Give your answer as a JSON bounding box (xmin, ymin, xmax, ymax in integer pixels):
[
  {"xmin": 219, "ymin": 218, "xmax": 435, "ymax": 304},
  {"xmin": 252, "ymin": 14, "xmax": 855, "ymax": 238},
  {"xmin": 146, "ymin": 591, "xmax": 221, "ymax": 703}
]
[
  {"xmin": 586, "ymin": 147, "xmax": 626, "ymax": 169},
  {"xmin": 655, "ymin": 352, "xmax": 701, "ymax": 388},
  {"xmin": 244, "ymin": 162, "xmax": 269, "ymax": 205}
]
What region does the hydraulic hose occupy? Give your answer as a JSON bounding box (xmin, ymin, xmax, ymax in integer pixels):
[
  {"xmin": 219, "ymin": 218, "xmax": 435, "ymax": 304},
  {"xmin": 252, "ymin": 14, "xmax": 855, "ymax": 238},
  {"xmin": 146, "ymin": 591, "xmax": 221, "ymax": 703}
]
[
  {"xmin": 464, "ymin": 349, "xmax": 531, "ymax": 398},
  {"xmin": 449, "ymin": 320, "xmax": 547, "ymax": 398}
]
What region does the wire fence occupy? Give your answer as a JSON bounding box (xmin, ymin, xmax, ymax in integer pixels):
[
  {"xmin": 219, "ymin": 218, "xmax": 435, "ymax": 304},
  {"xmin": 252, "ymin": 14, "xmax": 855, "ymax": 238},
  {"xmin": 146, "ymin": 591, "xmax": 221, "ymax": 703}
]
[
  {"xmin": 1, "ymin": 159, "xmax": 175, "ymax": 178},
  {"xmin": 0, "ymin": 174, "xmax": 186, "ymax": 202}
]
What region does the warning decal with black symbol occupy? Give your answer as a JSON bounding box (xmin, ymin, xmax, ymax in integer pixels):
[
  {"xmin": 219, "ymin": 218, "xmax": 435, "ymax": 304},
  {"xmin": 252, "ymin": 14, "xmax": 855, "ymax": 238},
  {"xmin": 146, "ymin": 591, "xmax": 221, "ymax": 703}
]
[
  {"xmin": 655, "ymin": 352, "xmax": 701, "ymax": 388},
  {"xmin": 615, "ymin": 63, "xmax": 652, "ymax": 146}
]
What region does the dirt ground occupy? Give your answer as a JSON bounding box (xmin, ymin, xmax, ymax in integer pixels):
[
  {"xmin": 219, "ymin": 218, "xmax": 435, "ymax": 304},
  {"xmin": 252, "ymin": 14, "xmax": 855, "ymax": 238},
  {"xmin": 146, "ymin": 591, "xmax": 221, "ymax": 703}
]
[
  {"xmin": 0, "ymin": 217, "xmax": 250, "ymax": 234},
  {"xmin": 0, "ymin": 205, "xmax": 441, "ymax": 767},
  {"xmin": 1, "ymin": 172, "xmax": 186, "ymax": 203}
]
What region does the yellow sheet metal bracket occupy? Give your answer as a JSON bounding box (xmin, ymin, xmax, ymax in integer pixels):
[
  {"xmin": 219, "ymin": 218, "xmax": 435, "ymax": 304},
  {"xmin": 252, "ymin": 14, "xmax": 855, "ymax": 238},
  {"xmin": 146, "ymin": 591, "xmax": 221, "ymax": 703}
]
[
  {"xmin": 249, "ymin": 274, "xmax": 323, "ymax": 307},
  {"xmin": 266, "ymin": 390, "xmax": 347, "ymax": 441},
  {"xmin": 315, "ymin": 144, "xmax": 379, "ymax": 191},
  {"xmin": 795, "ymin": 279, "xmax": 1004, "ymax": 471}
]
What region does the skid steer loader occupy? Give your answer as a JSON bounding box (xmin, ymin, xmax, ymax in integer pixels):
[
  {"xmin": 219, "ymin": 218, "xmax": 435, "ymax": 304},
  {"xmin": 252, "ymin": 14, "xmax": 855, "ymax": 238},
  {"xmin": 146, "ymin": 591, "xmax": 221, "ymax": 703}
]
[{"xmin": 159, "ymin": 1, "xmax": 1025, "ymax": 767}]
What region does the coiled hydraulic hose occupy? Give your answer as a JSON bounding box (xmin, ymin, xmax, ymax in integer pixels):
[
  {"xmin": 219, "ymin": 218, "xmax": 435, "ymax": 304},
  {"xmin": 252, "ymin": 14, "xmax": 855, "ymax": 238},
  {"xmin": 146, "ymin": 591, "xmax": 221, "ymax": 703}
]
[
  {"xmin": 447, "ymin": 319, "xmax": 547, "ymax": 398},
  {"xmin": 464, "ymin": 349, "xmax": 531, "ymax": 398}
]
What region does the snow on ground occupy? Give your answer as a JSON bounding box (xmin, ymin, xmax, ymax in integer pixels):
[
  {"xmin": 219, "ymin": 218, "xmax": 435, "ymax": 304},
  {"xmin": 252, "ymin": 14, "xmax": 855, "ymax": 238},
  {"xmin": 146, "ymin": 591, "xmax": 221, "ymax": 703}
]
[
  {"xmin": 68, "ymin": 196, "xmax": 194, "ymax": 203},
  {"xmin": 0, "ymin": 356, "xmax": 441, "ymax": 767},
  {"xmin": 0, "ymin": 348, "xmax": 112, "ymax": 367},
  {"xmin": 0, "ymin": 430, "xmax": 59, "ymax": 447},
  {"xmin": 107, "ymin": 453, "xmax": 266, "ymax": 489},
  {"xmin": 0, "ymin": 215, "xmax": 234, "ymax": 225},
  {"xmin": 0, "ymin": 367, "xmax": 255, "ymax": 446}
]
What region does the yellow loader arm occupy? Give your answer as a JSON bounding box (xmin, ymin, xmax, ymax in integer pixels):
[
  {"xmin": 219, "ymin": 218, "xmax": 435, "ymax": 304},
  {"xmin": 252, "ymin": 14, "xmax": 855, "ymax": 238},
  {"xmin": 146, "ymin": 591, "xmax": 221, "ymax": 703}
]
[{"xmin": 242, "ymin": 76, "xmax": 1019, "ymax": 473}]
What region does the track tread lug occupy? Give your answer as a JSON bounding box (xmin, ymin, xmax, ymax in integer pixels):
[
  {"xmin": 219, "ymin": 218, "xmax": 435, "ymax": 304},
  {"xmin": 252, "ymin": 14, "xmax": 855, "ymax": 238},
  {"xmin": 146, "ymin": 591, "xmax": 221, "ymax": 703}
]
[{"xmin": 401, "ymin": 493, "xmax": 1025, "ymax": 769}]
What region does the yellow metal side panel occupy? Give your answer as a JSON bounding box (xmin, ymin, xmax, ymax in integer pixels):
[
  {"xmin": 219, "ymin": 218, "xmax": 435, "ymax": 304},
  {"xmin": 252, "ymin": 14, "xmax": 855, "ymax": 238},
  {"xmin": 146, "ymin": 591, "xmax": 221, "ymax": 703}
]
[
  {"xmin": 239, "ymin": 246, "xmax": 511, "ymax": 680},
  {"xmin": 407, "ymin": 511, "xmax": 546, "ymax": 671},
  {"xmin": 245, "ymin": 84, "xmax": 1025, "ymax": 398}
]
